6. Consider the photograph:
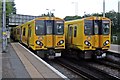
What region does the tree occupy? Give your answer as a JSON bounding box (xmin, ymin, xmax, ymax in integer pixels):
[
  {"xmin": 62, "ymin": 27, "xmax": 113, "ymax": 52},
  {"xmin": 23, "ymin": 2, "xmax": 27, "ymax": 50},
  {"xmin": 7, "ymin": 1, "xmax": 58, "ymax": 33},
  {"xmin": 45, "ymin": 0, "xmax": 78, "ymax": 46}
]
[
  {"xmin": 0, "ymin": 0, "xmax": 16, "ymax": 21},
  {"xmin": 0, "ymin": 0, "xmax": 16, "ymax": 41},
  {"xmin": 6, "ymin": 1, "xmax": 16, "ymax": 16},
  {"xmin": 64, "ymin": 16, "xmax": 82, "ymax": 21},
  {"xmin": 105, "ymin": 10, "xmax": 117, "ymax": 34}
]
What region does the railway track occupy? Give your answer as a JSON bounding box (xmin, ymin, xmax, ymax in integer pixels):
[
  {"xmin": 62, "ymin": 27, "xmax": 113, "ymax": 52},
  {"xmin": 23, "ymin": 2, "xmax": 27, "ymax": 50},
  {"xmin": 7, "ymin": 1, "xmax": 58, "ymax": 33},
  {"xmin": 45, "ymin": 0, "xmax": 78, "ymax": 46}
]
[
  {"xmin": 20, "ymin": 42, "xmax": 120, "ymax": 79},
  {"xmin": 95, "ymin": 59, "xmax": 120, "ymax": 70},
  {"xmin": 50, "ymin": 57, "xmax": 120, "ymax": 80},
  {"xmin": 53, "ymin": 58, "xmax": 94, "ymax": 80},
  {"xmin": 107, "ymin": 51, "xmax": 120, "ymax": 58}
]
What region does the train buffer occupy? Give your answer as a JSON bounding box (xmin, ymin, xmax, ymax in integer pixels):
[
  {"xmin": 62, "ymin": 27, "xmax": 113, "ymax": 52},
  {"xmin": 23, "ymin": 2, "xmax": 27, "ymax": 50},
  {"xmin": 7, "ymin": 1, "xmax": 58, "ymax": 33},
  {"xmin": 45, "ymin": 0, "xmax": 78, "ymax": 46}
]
[{"xmin": 0, "ymin": 42, "xmax": 68, "ymax": 79}]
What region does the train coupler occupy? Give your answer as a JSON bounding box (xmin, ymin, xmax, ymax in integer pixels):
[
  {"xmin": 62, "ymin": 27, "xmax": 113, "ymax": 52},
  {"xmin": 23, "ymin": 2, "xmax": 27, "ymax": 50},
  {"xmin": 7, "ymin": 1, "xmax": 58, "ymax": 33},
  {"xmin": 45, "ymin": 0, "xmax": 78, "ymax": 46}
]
[
  {"xmin": 95, "ymin": 50, "xmax": 106, "ymax": 59},
  {"xmin": 48, "ymin": 49, "xmax": 61, "ymax": 59}
]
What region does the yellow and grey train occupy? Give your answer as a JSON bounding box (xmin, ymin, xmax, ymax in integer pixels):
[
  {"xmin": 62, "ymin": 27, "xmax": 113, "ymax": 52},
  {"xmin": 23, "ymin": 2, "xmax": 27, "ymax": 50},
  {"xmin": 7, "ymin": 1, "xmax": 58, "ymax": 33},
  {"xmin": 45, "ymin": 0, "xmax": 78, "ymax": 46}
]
[
  {"xmin": 65, "ymin": 16, "xmax": 111, "ymax": 59},
  {"xmin": 12, "ymin": 17, "xmax": 65, "ymax": 58}
]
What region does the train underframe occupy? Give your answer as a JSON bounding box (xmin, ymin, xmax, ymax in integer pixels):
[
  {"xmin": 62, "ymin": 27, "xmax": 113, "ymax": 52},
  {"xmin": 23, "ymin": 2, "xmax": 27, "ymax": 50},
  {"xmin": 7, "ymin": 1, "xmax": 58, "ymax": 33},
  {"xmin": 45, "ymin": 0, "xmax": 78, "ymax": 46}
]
[
  {"xmin": 81, "ymin": 49, "xmax": 107, "ymax": 59},
  {"xmin": 63, "ymin": 48, "xmax": 107, "ymax": 59},
  {"xmin": 36, "ymin": 49, "xmax": 62, "ymax": 59}
]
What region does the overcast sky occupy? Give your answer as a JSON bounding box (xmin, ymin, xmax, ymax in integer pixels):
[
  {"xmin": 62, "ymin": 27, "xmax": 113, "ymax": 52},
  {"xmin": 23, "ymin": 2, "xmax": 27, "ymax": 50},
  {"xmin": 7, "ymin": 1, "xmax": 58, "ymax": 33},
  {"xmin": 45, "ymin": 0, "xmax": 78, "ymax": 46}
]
[{"xmin": 15, "ymin": 0, "xmax": 119, "ymax": 18}]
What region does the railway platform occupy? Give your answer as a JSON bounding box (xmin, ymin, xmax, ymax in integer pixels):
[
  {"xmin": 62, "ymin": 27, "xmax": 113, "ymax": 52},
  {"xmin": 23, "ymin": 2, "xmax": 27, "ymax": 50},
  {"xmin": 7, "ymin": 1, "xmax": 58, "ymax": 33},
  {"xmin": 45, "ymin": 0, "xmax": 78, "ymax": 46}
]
[
  {"xmin": 109, "ymin": 44, "xmax": 120, "ymax": 54},
  {"xmin": 0, "ymin": 42, "xmax": 67, "ymax": 79}
]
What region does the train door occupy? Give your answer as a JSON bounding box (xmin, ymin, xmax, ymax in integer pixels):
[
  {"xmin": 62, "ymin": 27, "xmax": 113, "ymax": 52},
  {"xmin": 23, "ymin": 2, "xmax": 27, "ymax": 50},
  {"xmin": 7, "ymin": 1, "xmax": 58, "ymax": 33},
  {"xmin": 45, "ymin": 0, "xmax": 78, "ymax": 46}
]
[
  {"xmin": 68, "ymin": 25, "xmax": 73, "ymax": 44},
  {"xmin": 46, "ymin": 20, "xmax": 54, "ymax": 48},
  {"xmin": 27, "ymin": 24, "xmax": 31, "ymax": 47},
  {"xmin": 94, "ymin": 20, "xmax": 100, "ymax": 48}
]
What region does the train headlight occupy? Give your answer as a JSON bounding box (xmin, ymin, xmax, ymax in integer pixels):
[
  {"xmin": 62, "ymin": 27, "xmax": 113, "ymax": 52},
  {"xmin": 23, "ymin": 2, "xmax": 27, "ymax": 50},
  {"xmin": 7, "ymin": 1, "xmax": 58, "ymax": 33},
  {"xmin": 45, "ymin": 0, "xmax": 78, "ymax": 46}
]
[
  {"xmin": 57, "ymin": 40, "xmax": 64, "ymax": 45},
  {"xmin": 103, "ymin": 40, "xmax": 109, "ymax": 46},
  {"xmin": 60, "ymin": 40, "xmax": 64, "ymax": 44},
  {"xmin": 36, "ymin": 40, "xmax": 43, "ymax": 46},
  {"xmin": 36, "ymin": 41, "xmax": 40, "ymax": 45},
  {"xmin": 84, "ymin": 40, "xmax": 91, "ymax": 46}
]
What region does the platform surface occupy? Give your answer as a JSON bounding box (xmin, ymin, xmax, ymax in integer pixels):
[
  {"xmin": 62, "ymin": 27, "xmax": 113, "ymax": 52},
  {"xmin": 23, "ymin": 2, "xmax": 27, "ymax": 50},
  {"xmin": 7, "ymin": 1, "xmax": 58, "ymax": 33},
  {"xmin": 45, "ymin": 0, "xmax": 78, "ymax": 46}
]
[
  {"xmin": 2, "ymin": 43, "xmax": 31, "ymax": 78},
  {"xmin": 1, "ymin": 43, "xmax": 67, "ymax": 79},
  {"xmin": 109, "ymin": 44, "xmax": 120, "ymax": 53}
]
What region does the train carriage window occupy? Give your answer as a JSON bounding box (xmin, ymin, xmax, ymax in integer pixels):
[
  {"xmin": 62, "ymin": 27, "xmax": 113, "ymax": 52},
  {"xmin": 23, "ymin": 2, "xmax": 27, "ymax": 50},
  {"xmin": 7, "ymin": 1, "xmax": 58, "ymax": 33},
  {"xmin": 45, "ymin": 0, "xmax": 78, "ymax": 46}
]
[
  {"xmin": 102, "ymin": 20, "xmax": 110, "ymax": 35},
  {"xmin": 84, "ymin": 20, "xmax": 93, "ymax": 35},
  {"xmin": 54, "ymin": 21, "xmax": 64, "ymax": 35},
  {"xmin": 74, "ymin": 26, "xmax": 77, "ymax": 37},
  {"xmin": 35, "ymin": 20, "xmax": 45, "ymax": 35},
  {"xmin": 23, "ymin": 28, "xmax": 26, "ymax": 36}
]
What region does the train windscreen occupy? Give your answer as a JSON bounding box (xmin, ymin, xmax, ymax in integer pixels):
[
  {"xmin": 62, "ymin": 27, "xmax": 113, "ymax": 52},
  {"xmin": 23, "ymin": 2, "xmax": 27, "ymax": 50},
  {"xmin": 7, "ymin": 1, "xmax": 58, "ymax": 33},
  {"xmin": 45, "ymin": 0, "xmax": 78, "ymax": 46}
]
[
  {"xmin": 94, "ymin": 20, "xmax": 102, "ymax": 35},
  {"xmin": 35, "ymin": 20, "xmax": 45, "ymax": 35},
  {"xmin": 84, "ymin": 20, "xmax": 93, "ymax": 35},
  {"xmin": 54, "ymin": 21, "xmax": 64, "ymax": 35},
  {"xmin": 102, "ymin": 20, "xmax": 110, "ymax": 35},
  {"xmin": 46, "ymin": 20, "xmax": 54, "ymax": 34}
]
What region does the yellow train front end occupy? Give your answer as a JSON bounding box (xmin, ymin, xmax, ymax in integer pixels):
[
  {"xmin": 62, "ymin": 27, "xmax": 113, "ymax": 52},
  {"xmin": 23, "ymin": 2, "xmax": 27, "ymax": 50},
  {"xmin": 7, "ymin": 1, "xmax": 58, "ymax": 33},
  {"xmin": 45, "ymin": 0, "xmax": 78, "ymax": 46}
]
[
  {"xmin": 33, "ymin": 17, "xmax": 65, "ymax": 58},
  {"xmin": 83, "ymin": 17, "xmax": 111, "ymax": 58}
]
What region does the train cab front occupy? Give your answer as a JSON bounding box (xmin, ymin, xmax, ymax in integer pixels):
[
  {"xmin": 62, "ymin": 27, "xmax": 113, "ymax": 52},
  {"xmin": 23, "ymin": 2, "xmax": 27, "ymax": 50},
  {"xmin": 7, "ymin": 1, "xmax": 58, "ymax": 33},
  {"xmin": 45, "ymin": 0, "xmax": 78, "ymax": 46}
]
[
  {"xmin": 48, "ymin": 20, "xmax": 65, "ymax": 59},
  {"xmin": 35, "ymin": 18, "xmax": 65, "ymax": 59},
  {"xmin": 84, "ymin": 17, "xmax": 111, "ymax": 59},
  {"xmin": 93, "ymin": 17, "xmax": 111, "ymax": 59}
]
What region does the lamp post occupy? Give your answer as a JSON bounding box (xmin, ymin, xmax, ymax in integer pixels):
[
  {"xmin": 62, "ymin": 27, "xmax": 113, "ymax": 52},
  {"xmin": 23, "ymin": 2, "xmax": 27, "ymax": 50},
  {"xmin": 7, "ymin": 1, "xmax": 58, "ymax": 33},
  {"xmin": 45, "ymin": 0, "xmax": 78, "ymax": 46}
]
[
  {"xmin": 2, "ymin": 0, "xmax": 7, "ymax": 53},
  {"xmin": 118, "ymin": 0, "xmax": 120, "ymax": 13},
  {"xmin": 103, "ymin": 0, "xmax": 105, "ymax": 17},
  {"xmin": 72, "ymin": 2, "xmax": 78, "ymax": 16},
  {"xmin": 84, "ymin": 11, "xmax": 86, "ymax": 18},
  {"xmin": 118, "ymin": 0, "xmax": 120, "ymax": 33}
]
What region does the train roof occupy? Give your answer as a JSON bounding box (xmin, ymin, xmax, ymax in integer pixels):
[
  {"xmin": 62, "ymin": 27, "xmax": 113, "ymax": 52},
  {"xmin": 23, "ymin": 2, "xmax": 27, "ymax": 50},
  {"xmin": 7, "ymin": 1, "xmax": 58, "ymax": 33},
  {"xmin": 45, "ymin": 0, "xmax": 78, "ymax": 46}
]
[
  {"xmin": 16, "ymin": 16, "xmax": 64, "ymax": 27},
  {"xmin": 65, "ymin": 16, "xmax": 110, "ymax": 23}
]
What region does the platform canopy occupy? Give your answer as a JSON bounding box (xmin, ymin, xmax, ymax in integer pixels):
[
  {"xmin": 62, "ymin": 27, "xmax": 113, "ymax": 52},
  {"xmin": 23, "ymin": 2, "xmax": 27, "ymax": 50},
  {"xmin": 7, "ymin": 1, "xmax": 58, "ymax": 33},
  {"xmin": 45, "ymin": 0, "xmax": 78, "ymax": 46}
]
[{"xmin": 8, "ymin": 14, "xmax": 40, "ymax": 27}]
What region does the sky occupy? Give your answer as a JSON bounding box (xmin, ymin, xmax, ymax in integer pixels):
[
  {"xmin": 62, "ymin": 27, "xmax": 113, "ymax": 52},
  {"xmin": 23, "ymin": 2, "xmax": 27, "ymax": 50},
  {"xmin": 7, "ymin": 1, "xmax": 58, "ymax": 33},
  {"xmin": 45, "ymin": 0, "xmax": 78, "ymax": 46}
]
[{"xmin": 15, "ymin": 0, "xmax": 119, "ymax": 18}]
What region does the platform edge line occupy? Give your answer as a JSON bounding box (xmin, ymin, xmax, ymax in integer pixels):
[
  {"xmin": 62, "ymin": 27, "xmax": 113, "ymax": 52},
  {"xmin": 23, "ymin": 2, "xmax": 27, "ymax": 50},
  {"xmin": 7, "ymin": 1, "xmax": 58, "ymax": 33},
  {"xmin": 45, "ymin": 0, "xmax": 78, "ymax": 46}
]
[{"xmin": 18, "ymin": 43, "xmax": 69, "ymax": 79}]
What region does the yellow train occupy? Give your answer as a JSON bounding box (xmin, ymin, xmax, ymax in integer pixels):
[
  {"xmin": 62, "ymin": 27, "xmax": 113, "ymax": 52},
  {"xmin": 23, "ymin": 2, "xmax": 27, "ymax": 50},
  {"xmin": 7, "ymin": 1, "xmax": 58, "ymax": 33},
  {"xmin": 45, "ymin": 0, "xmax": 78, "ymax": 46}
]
[
  {"xmin": 11, "ymin": 26, "xmax": 21, "ymax": 41},
  {"xmin": 12, "ymin": 17, "xmax": 65, "ymax": 58},
  {"xmin": 65, "ymin": 16, "xmax": 111, "ymax": 59}
]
